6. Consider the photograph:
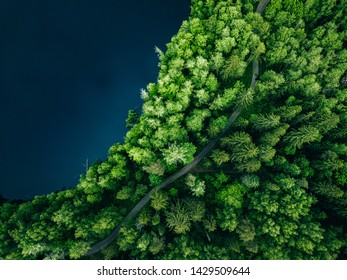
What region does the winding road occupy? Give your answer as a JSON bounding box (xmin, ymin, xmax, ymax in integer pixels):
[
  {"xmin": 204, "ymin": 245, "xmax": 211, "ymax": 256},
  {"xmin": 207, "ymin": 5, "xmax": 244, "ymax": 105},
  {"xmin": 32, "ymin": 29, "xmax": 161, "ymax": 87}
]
[{"xmin": 85, "ymin": 0, "xmax": 270, "ymax": 256}]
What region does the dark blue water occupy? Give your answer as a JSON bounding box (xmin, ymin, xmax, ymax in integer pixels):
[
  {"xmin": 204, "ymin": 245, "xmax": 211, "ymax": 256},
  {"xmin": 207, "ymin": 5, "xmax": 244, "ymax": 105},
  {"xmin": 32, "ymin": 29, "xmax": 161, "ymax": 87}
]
[{"xmin": 0, "ymin": 0, "xmax": 189, "ymax": 200}]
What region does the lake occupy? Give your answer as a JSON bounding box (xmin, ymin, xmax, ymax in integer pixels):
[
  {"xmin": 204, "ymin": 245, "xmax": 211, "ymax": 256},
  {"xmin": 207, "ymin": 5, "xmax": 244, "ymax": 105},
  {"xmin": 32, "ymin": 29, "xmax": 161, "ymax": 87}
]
[{"xmin": 0, "ymin": 0, "xmax": 189, "ymax": 200}]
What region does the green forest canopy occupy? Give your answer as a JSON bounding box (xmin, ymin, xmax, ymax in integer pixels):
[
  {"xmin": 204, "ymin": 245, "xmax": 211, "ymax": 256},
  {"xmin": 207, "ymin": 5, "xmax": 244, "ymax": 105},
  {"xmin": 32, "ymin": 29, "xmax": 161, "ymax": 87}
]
[{"xmin": 0, "ymin": 0, "xmax": 346, "ymax": 260}]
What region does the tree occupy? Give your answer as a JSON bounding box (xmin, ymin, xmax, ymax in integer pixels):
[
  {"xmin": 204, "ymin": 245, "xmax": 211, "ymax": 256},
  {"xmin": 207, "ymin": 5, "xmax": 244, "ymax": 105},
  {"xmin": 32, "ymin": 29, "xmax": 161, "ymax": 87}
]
[
  {"xmin": 221, "ymin": 55, "xmax": 247, "ymax": 80},
  {"xmin": 150, "ymin": 190, "xmax": 169, "ymax": 211},
  {"xmin": 241, "ymin": 174, "xmax": 260, "ymax": 189},
  {"xmin": 217, "ymin": 182, "xmax": 247, "ymax": 209},
  {"xmin": 236, "ymin": 218, "xmax": 256, "ymax": 243},
  {"xmin": 162, "ymin": 142, "xmax": 196, "ymax": 166},
  {"xmin": 126, "ymin": 109, "xmax": 139, "ymax": 128},
  {"xmin": 185, "ymin": 199, "xmax": 206, "ymax": 222},
  {"xmin": 207, "ymin": 116, "xmax": 228, "ymax": 137},
  {"xmin": 149, "ymin": 232, "xmax": 165, "ymax": 255},
  {"xmin": 143, "ymin": 160, "xmax": 165, "ymax": 176},
  {"xmin": 284, "ymin": 125, "xmax": 322, "ymax": 150},
  {"xmin": 185, "ymin": 174, "xmax": 206, "ymax": 197},
  {"xmin": 165, "ymin": 200, "xmax": 191, "ymax": 234},
  {"xmin": 203, "ymin": 215, "xmax": 217, "ymax": 232},
  {"xmin": 68, "ymin": 241, "xmax": 91, "ymax": 259},
  {"xmin": 128, "ymin": 147, "xmax": 155, "ymax": 165},
  {"xmin": 210, "ymin": 149, "xmax": 230, "ymax": 166},
  {"xmin": 186, "ymin": 109, "xmax": 211, "ymax": 132},
  {"xmin": 116, "ymin": 226, "xmax": 139, "ymax": 252},
  {"xmin": 250, "ymin": 114, "xmax": 281, "ymax": 131}
]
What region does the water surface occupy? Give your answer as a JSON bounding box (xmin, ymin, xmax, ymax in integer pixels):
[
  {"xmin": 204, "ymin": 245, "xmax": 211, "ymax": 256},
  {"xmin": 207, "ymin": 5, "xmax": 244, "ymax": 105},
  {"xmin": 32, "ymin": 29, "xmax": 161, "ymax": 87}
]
[{"xmin": 0, "ymin": 0, "xmax": 189, "ymax": 200}]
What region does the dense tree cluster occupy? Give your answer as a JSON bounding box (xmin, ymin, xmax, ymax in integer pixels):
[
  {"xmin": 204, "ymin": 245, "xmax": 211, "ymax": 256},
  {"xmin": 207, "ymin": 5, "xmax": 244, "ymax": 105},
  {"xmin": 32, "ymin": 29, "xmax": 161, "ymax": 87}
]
[{"xmin": 0, "ymin": 0, "xmax": 346, "ymax": 260}]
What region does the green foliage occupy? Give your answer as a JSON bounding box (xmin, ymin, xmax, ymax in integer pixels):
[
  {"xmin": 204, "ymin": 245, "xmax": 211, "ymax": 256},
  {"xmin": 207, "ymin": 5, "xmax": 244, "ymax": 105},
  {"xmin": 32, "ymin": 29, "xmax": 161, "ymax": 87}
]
[
  {"xmin": 162, "ymin": 143, "xmax": 196, "ymax": 166},
  {"xmin": 126, "ymin": 109, "xmax": 139, "ymax": 128},
  {"xmin": 149, "ymin": 233, "xmax": 165, "ymax": 255},
  {"xmin": 221, "ymin": 55, "xmax": 247, "ymax": 80},
  {"xmin": 137, "ymin": 233, "xmax": 151, "ymax": 252},
  {"xmin": 312, "ymin": 181, "xmax": 344, "ymax": 199},
  {"xmin": 284, "ymin": 125, "xmax": 322, "ymax": 149},
  {"xmin": 207, "ymin": 116, "xmax": 228, "ymax": 137},
  {"xmin": 143, "ymin": 160, "xmax": 165, "ymax": 176},
  {"xmin": 165, "ymin": 200, "xmax": 191, "ymax": 234},
  {"xmin": 128, "ymin": 147, "xmax": 155, "ymax": 165},
  {"xmin": 150, "ymin": 190, "xmax": 169, "ymax": 211},
  {"xmin": 185, "ymin": 199, "xmax": 206, "ymax": 222},
  {"xmin": 2, "ymin": 0, "xmax": 347, "ymax": 261},
  {"xmin": 185, "ymin": 174, "xmax": 206, "ymax": 197},
  {"xmin": 250, "ymin": 114, "xmax": 281, "ymax": 131},
  {"xmin": 186, "ymin": 109, "xmax": 211, "ymax": 132},
  {"xmin": 117, "ymin": 226, "xmax": 139, "ymax": 252},
  {"xmin": 69, "ymin": 241, "xmax": 90, "ymax": 259},
  {"xmin": 236, "ymin": 89, "xmax": 254, "ymax": 108},
  {"xmin": 217, "ymin": 182, "xmax": 247, "ymax": 209},
  {"xmin": 236, "ymin": 218, "xmax": 256, "ymax": 243},
  {"xmin": 210, "ymin": 149, "xmax": 230, "ymax": 166},
  {"xmin": 116, "ymin": 186, "xmax": 132, "ymax": 200},
  {"xmin": 203, "ymin": 215, "xmax": 217, "ymax": 232},
  {"xmin": 221, "ymin": 131, "xmax": 252, "ymax": 148},
  {"xmin": 241, "ymin": 174, "xmax": 260, "ymax": 189}
]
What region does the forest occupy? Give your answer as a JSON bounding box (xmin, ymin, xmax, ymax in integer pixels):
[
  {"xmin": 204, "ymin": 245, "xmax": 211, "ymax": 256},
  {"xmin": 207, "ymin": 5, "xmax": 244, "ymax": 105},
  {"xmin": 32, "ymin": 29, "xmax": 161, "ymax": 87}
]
[{"xmin": 0, "ymin": 0, "xmax": 346, "ymax": 260}]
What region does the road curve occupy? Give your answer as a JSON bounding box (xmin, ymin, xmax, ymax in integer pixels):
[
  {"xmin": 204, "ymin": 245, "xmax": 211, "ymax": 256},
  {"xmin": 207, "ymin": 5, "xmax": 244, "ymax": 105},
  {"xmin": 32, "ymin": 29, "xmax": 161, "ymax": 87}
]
[
  {"xmin": 256, "ymin": 0, "xmax": 270, "ymax": 14},
  {"xmin": 85, "ymin": 0, "xmax": 270, "ymax": 256}
]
